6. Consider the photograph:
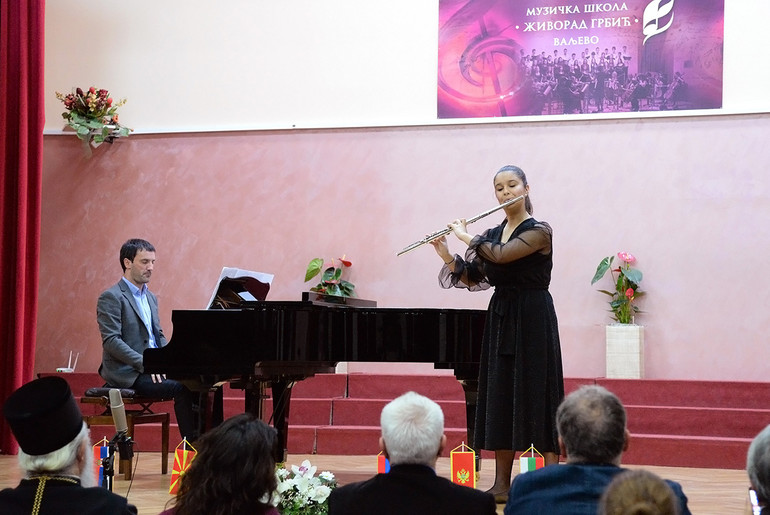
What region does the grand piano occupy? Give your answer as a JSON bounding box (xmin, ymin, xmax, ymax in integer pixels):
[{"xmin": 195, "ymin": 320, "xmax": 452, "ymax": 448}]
[{"xmin": 143, "ymin": 294, "xmax": 486, "ymax": 462}]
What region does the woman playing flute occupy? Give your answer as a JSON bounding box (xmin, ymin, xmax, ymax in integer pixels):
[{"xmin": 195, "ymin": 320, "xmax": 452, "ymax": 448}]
[{"xmin": 430, "ymin": 165, "xmax": 564, "ymax": 503}]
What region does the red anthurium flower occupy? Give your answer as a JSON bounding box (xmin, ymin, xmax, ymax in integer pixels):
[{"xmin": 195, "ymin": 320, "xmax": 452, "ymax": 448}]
[
  {"xmin": 617, "ymin": 251, "xmax": 636, "ymax": 263},
  {"xmin": 339, "ymin": 254, "xmax": 352, "ymax": 267},
  {"xmin": 625, "ymin": 288, "xmax": 634, "ymax": 299}
]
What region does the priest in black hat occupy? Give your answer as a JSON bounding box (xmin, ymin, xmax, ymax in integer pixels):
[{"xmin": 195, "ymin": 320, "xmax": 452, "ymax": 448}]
[{"xmin": 0, "ymin": 376, "xmax": 137, "ymax": 514}]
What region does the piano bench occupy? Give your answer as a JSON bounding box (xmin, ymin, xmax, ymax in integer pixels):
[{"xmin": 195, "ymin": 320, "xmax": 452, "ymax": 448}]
[{"xmin": 81, "ymin": 387, "xmax": 170, "ymax": 480}]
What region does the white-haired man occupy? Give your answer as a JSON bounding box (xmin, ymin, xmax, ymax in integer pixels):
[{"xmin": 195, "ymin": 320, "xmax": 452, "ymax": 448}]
[
  {"xmin": 329, "ymin": 391, "xmax": 496, "ymax": 515},
  {"xmin": 0, "ymin": 376, "xmax": 137, "ymax": 514}
]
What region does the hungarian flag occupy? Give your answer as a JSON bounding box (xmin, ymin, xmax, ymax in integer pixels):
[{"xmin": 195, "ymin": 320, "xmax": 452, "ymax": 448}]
[
  {"xmin": 92, "ymin": 438, "xmax": 110, "ymax": 487},
  {"xmin": 450, "ymin": 443, "xmax": 476, "ymax": 488},
  {"xmin": 519, "ymin": 444, "xmax": 544, "ymax": 473},
  {"xmin": 169, "ymin": 439, "xmax": 197, "ymax": 494},
  {"xmin": 377, "ymin": 452, "xmax": 390, "ymax": 473}
]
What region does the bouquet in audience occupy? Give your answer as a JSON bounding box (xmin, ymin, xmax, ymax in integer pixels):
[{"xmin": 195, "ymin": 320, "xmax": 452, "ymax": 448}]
[
  {"xmin": 273, "ymin": 460, "xmax": 336, "ymax": 515},
  {"xmin": 591, "ymin": 251, "xmax": 645, "ymax": 324},
  {"xmin": 55, "ymin": 86, "xmax": 131, "ymax": 144},
  {"xmin": 304, "ymin": 255, "xmax": 355, "ymax": 297}
]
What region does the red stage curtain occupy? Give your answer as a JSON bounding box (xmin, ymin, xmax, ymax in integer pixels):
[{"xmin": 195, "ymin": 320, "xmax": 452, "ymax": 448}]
[{"xmin": 0, "ymin": 0, "xmax": 45, "ymax": 454}]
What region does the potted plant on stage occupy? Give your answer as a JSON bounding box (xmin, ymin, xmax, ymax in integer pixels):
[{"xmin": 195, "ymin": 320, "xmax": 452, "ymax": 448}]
[
  {"xmin": 303, "ymin": 256, "xmax": 375, "ymax": 307},
  {"xmin": 591, "ymin": 251, "xmax": 645, "ymax": 378}
]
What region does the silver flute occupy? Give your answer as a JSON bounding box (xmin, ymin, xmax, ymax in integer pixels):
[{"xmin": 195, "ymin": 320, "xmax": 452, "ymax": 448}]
[{"xmin": 396, "ymin": 194, "xmax": 525, "ymax": 256}]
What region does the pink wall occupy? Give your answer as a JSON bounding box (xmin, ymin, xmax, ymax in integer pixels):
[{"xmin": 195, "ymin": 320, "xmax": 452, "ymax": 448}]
[{"xmin": 37, "ymin": 114, "xmax": 770, "ymax": 381}]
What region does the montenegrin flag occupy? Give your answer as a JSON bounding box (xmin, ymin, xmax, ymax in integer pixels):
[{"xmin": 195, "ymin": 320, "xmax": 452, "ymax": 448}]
[
  {"xmin": 519, "ymin": 444, "xmax": 545, "ymax": 474},
  {"xmin": 92, "ymin": 438, "xmax": 110, "ymax": 487},
  {"xmin": 169, "ymin": 439, "xmax": 197, "ymax": 494},
  {"xmin": 450, "ymin": 443, "xmax": 476, "ymax": 488}
]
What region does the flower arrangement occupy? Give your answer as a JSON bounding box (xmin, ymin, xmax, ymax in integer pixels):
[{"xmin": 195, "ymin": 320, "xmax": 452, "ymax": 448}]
[
  {"xmin": 273, "ymin": 460, "xmax": 336, "ymax": 515},
  {"xmin": 304, "ymin": 256, "xmax": 355, "ymax": 297},
  {"xmin": 591, "ymin": 251, "xmax": 645, "ymax": 324},
  {"xmin": 55, "ymin": 87, "xmax": 131, "ymax": 144}
]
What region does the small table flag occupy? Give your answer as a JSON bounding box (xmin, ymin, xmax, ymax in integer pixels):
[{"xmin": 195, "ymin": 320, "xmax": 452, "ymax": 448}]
[
  {"xmin": 519, "ymin": 443, "xmax": 545, "ymax": 473},
  {"xmin": 92, "ymin": 437, "xmax": 110, "ymax": 487},
  {"xmin": 377, "ymin": 451, "xmax": 390, "ymax": 473},
  {"xmin": 450, "ymin": 442, "xmax": 476, "ymax": 488},
  {"xmin": 169, "ymin": 438, "xmax": 197, "ymax": 494}
]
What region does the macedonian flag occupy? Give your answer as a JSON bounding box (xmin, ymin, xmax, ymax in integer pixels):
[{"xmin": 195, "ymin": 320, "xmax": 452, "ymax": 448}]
[
  {"xmin": 169, "ymin": 438, "xmax": 197, "ymax": 494},
  {"xmin": 450, "ymin": 442, "xmax": 476, "ymax": 488}
]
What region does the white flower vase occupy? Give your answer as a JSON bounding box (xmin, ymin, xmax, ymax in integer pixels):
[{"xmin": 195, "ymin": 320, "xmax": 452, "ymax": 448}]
[{"xmin": 605, "ymin": 323, "xmax": 644, "ymax": 379}]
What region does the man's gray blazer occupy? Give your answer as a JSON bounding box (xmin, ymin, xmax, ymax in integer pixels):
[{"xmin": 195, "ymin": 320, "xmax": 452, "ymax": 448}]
[{"xmin": 96, "ymin": 280, "xmax": 168, "ymax": 388}]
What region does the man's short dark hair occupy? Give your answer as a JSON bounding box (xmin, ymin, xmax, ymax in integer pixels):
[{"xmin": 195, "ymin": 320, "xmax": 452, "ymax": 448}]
[
  {"xmin": 119, "ymin": 239, "xmax": 155, "ymax": 271},
  {"xmin": 556, "ymin": 385, "xmax": 626, "ymax": 464}
]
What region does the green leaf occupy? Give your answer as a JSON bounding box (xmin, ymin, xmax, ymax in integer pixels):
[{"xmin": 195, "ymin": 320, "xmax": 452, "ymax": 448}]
[
  {"xmin": 304, "ymin": 258, "xmax": 324, "ymax": 282},
  {"xmin": 591, "ymin": 256, "xmax": 613, "ymax": 284},
  {"xmin": 623, "ymin": 268, "xmax": 643, "ymax": 284}
]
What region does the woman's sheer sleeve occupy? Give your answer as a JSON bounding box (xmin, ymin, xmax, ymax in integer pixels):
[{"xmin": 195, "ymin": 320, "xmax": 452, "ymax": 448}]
[
  {"xmin": 470, "ymin": 221, "xmax": 552, "ymax": 264},
  {"xmin": 438, "ymin": 244, "xmax": 491, "ymax": 292}
]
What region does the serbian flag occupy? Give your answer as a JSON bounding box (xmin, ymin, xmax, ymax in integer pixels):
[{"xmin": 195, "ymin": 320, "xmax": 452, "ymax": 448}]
[
  {"xmin": 92, "ymin": 438, "xmax": 110, "ymax": 487},
  {"xmin": 450, "ymin": 442, "xmax": 476, "ymax": 488},
  {"xmin": 377, "ymin": 452, "xmax": 390, "ymax": 473},
  {"xmin": 519, "ymin": 444, "xmax": 545, "ymax": 473},
  {"xmin": 169, "ymin": 439, "xmax": 197, "ymax": 494}
]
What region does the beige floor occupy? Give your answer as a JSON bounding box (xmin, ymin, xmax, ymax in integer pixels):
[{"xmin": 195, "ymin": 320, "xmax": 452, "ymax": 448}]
[{"xmin": 0, "ymin": 452, "xmax": 753, "ymax": 514}]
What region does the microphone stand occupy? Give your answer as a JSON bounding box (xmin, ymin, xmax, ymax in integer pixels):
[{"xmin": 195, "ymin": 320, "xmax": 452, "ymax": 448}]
[
  {"xmin": 101, "ymin": 439, "xmax": 117, "ymax": 491},
  {"xmin": 104, "ymin": 430, "xmax": 134, "ymax": 488}
]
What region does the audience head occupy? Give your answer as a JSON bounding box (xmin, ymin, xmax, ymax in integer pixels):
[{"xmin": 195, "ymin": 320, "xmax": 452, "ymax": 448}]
[
  {"xmin": 172, "ymin": 413, "xmax": 278, "ymax": 515},
  {"xmin": 380, "ymin": 391, "xmax": 446, "ymax": 467},
  {"xmin": 748, "ymin": 424, "xmax": 770, "ymax": 508},
  {"xmin": 599, "ymin": 469, "xmax": 679, "ymax": 515},
  {"xmin": 3, "ymin": 376, "xmax": 96, "ymax": 486},
  {"xmin": 119, "ymin": 238, "xmax": 155, "ymax": 272},
  {"xmin": 556, "ymin": 385, "xmax": 628, "ymax": 465}
]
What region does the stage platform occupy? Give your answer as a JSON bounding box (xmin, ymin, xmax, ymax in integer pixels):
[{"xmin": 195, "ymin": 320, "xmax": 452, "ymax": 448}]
[{"xmin": 51, "ymin": 372, "xmax": 769, "ymax": 469}]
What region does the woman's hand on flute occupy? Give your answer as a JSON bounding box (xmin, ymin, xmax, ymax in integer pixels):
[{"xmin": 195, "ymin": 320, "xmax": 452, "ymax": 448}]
[
  {"xmin": 429, "ymin": 235, "xmax": 452, "ymax": 263},
  {"xmin": 448, "ymin": 219, "xmax": 472, "ymax": 245}
]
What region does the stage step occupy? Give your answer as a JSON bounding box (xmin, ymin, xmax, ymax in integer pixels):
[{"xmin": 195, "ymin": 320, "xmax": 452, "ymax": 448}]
[{"xmin": 48, "ymin": 372, "xmax": 769, "ymax": 469}]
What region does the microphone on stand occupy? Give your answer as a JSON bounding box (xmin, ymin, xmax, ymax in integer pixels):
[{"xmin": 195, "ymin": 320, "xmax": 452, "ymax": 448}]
[{"xmin": 109, "ymin": 389, "xmax": 134, "ymax": 461}]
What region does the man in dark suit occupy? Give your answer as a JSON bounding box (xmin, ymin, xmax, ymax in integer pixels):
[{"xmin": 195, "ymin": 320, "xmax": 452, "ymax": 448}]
[
  {"xmin": 328, "ymin": 391, "xmax": 496, "ymax": 515},
  {"xmin": 504, "ymin": 385, "xmax": 691, "ymax": 515},
  {"xmin": 97, "ymin": 238, "xmax": 197, "ymax": 441},
  {"xmin": 0, "ymin": 376, "xmax": 137, "ymax": 514}
]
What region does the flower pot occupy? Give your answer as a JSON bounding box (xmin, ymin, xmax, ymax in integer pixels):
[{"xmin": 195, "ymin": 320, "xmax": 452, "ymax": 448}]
[
  {"xmin": 605, "ymin": 323, "xmax": 644, "ymax": 379},
  {"xmin": 301, "ymin": 291, "xmax": 377, "ymax": 308}
]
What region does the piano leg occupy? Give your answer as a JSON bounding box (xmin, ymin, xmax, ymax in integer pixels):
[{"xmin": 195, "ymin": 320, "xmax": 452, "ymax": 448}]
[{"xmin": 243, "ymin": 377, "xmax": 299, "ymax": 464}]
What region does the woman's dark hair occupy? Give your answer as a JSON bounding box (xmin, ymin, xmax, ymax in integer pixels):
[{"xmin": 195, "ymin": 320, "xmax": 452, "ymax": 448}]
[
  {"xmin": 494, "ymin": 165, "xmax": 533, "ymax": 214},
  {"xmin": 172, "ymin": 413, "xmax": 278, "ymax": 515}
]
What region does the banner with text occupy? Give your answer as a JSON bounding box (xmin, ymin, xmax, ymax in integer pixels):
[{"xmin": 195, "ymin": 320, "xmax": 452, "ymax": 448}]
[{"xmin": 438, "ymin": 0, "xmax": 724, "ymax": 119}]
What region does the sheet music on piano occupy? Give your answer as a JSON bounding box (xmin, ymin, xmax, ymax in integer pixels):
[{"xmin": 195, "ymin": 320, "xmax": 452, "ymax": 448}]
[{"xmin": 207, "ymin": 267, "xmax": 274, "ymax": 309}]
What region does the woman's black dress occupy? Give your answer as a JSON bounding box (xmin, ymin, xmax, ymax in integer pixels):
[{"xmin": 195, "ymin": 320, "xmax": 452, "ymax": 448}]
[{"xmin": 439, "ymin": 217, "xmax": 564, "ymax": 453}]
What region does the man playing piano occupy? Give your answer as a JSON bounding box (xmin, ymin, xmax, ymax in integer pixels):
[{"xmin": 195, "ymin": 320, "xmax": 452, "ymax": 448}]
[{"xmin": 96, "ymin": 238, "xmax": 198, "ymax": 441}]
